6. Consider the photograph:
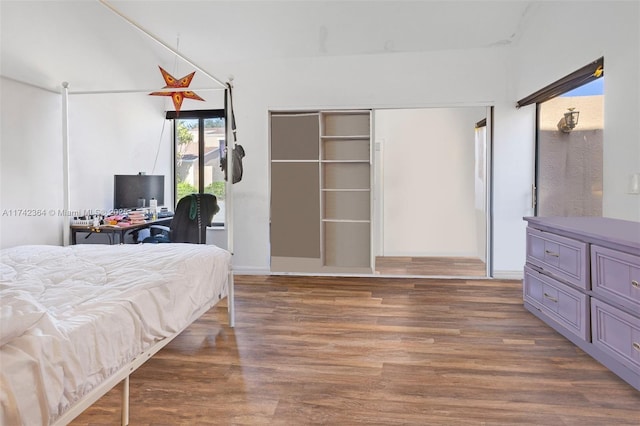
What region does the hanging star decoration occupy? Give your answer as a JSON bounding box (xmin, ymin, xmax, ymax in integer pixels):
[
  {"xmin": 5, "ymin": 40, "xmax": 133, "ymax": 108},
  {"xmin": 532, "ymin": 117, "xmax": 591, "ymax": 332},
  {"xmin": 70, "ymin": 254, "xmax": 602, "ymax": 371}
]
[{"xmin": 149, "ymin": 66, "xmax": 204, "ymax": 114}]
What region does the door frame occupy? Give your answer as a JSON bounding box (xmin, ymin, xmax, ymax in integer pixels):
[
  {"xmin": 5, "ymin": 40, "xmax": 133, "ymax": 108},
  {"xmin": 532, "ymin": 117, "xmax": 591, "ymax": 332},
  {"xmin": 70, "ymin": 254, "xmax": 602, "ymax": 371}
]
[{"xmin": 372, "ymin": 105, "xmax": 494, "ymax": 278}]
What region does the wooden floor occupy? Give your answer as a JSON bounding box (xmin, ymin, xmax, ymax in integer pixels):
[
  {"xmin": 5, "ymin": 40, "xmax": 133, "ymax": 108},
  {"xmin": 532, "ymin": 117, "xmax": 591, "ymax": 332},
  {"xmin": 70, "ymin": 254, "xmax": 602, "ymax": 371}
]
[
  {"xmin": 375, "ymin": 256, "xmax": 487, "ymax": 276},
  {"xmin": 72, "ymin": 275, "xmax": 639, "ymax": 425}
]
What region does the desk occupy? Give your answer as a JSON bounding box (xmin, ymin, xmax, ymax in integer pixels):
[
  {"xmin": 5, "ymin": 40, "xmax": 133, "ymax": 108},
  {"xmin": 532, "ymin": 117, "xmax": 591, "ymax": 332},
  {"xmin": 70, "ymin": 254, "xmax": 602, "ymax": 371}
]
[{"xmin": 70, "ymin": 218, "xmax": 172, "ymax": 245}]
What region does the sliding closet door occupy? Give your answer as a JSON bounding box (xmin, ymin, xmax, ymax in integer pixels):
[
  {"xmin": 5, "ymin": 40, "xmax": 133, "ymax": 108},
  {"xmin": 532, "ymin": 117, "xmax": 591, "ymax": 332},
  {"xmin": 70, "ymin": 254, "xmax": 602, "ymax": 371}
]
[
  {"xmin": 270, "ymin": 113, "xmax": 322, "ymax": 272},
  {"xmin": 270, "ymin": 110, "xmax": 373, "ymax": 274}
]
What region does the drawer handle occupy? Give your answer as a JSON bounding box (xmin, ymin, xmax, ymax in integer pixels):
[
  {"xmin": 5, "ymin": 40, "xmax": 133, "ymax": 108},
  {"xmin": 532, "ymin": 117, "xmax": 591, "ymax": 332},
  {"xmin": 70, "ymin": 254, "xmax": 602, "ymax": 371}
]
[
  {"xmin": 633, "ymin": 342, "xmax": 640, "ymax": 352},
  {"xmin": 543, "ymin": 292, "xmax": 558, "ymax": 303},
  {"xmin": 632, "ymin": 280, "xmax": 639, "ymax": 289},
  {"xmin": 544, "ymin": 250, "xmax": 559, "ymax": 257}
]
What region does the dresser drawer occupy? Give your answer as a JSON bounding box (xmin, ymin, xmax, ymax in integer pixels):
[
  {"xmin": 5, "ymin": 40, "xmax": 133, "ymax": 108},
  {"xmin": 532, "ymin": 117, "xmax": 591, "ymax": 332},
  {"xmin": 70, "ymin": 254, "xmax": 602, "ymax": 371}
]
[
  {"xmin": 591, "ymin": 298, "xmax": 640, "ymax": 375},
  {"xmin": 526, "ymin": 227, "xmax": 589, "ymax": 290},
  {"xmin": 524, "ymin": 265, "xmax": 589, "ymax": 341},
  {"xmin": 591, "ymin": 245, "xmax": 640, "ymax": 313}
]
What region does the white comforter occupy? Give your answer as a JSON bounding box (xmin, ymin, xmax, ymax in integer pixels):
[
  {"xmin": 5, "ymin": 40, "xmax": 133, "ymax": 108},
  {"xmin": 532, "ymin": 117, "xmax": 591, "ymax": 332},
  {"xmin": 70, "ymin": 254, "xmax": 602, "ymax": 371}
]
[{"xmin": 0, "ymin": 243, "xmax": 231, "ymax": 425}]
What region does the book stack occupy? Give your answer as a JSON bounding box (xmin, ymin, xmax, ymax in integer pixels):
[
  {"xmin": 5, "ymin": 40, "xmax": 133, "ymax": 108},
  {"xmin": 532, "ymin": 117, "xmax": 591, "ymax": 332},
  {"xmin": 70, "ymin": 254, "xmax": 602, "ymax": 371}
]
[{"xmin": 128, "ymin": 210, "xmax": 146, "ymax": 225}]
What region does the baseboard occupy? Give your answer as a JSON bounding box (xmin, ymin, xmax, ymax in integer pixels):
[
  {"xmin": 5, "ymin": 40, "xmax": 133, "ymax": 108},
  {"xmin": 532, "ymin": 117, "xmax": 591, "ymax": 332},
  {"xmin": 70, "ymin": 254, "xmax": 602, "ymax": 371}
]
[
  {"xmin": 492, "ymin": 270, "xmax": 524, "ymax": 280},
  {"xmin": 233, "ymin": 267, "xmax": 525, "ymax": 280},
  {"xmin": 232, "ymin": 266, "xmax": 271, "ymax": 275}
]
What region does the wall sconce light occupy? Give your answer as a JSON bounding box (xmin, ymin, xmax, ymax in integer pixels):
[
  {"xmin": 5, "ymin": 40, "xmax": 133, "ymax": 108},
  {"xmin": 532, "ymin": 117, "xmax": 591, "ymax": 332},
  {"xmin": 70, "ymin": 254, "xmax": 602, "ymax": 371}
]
[{"xmin": 558, "ymin": 107, "xmax": 580, "ymax": 133}]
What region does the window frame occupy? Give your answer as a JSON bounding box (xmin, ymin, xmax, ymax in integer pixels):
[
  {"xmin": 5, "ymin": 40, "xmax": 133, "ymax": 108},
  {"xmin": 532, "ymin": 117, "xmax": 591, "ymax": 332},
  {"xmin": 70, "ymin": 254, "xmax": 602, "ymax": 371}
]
[
  {"xmin": 519, "ymin": 59, "xmax": 604, "ymax": 215},
  {"xmin": 168, "ymin": 108, "xmax": 226, "ymax": 221},
  {"xmin": 516, "ymin": 57, "xmax": 603, "ymax": 108}
]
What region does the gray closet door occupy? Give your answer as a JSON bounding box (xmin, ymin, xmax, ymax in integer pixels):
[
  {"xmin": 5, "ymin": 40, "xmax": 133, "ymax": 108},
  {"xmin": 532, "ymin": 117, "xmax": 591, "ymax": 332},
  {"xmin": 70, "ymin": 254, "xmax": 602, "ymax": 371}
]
[
  {"xmin": 270, "ymin": 114, "xmax": 321, "ymax": 262},
  {"xmin": 271, "ymin": 163, "xmax": 320, "ymax": 258}
]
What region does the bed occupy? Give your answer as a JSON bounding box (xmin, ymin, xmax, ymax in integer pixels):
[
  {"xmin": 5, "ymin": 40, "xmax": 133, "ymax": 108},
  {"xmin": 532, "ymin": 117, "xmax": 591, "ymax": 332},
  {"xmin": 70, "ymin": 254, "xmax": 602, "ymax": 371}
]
[{"xmin": 0, "ymin": 243, "xmax": 233, "ymax": 425}]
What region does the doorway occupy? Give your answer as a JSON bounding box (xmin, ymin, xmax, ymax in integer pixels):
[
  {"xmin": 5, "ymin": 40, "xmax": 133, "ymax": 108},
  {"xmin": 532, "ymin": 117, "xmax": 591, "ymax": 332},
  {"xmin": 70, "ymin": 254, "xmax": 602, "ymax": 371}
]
[{"xmin": 373, "ymin": 107, "xmax": 492, "ymax": 277}]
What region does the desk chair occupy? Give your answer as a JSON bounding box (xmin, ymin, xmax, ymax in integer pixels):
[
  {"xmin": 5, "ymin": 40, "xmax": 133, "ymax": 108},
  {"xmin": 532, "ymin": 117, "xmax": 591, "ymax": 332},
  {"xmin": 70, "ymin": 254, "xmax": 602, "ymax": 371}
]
[{"xmin": 144, "ymin": 193, "xmax": 219, "ymax": 244}]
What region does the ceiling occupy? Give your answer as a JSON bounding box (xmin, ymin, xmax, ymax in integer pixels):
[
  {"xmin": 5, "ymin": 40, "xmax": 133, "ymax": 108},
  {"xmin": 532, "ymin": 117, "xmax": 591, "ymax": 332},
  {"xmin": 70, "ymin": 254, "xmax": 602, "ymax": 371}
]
[{"xmin": 0, "ymin": 0, "xmax": 533, "ymax": 93}]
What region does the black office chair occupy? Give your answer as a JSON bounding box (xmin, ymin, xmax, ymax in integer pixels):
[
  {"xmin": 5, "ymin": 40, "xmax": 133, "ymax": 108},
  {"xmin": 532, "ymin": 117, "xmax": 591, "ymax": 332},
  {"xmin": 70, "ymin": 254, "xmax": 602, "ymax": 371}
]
[{"xmin": 144, "ymin": 193, "xmax": 220, "ymax": 244}]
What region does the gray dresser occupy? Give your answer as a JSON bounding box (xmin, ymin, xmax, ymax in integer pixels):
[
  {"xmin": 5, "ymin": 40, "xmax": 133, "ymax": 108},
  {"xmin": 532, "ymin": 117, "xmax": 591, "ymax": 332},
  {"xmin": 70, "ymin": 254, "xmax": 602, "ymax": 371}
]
[{"xmin": 523, "ymin": 216, "xmax": 640, "ymax": 391}]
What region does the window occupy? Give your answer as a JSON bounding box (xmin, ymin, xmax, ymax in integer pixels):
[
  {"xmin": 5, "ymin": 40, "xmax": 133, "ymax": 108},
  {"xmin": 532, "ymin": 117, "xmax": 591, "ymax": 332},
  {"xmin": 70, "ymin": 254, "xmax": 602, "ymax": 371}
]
[
  {"xmin": 517, "ymin": 58, "xmax": 604, "ymax": 217},
  {"xmin": 168, "ymin": 109, "xmax": 226, "ymax": 225}
]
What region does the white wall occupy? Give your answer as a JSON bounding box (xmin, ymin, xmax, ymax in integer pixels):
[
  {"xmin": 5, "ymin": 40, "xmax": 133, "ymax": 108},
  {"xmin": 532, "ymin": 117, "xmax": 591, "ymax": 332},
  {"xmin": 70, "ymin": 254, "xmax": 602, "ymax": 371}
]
[
  {"xmin": 512, "ymin": 1, "xmax": 640, "ymax": 221},
  {"xmin": 0, "ymin": 80, "xmax": 225, "ymax": 248},
  {"xmin": 66, "ymin": 90, "xmax": 226, "ymax": 244},
  {"xmin": 0, "ymin": 78, "xmax": 64, "ymax": 248},
  {"xmin": 203, "ymin": 2, "xmax": 639, "ymax": 276},
  {"xmin": 4, "ymin": 2, "xmax": 635, "ymax": 277},
  {"xmin": 68, "ymin": 92, "xmax": 174, "ymax": 214},
  {"xmin": 375, "ymin": 107, "xmax": 486, "ymax": 257},
  {"xmin": 220, "ymin": 46, "xmax": 529, "ymax": 274}
]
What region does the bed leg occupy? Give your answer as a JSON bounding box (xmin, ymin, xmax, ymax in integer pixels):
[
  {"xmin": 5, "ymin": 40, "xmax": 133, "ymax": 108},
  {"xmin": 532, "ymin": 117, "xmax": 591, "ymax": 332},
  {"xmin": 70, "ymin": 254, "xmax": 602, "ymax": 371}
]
[
  {"xmin": 228, "ymin": 271, "xmax": 235, "ymax": 328},
  {"xmin": 121, "ymin": 375, "xmax": 130, "ymax": 426}
]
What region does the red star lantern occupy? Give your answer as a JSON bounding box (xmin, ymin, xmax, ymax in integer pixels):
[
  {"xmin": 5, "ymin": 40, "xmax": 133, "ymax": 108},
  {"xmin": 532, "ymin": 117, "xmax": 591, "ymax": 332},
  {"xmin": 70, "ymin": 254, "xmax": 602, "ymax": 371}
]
[{"xmin": 149, "ymin": 66, "xmax": 204, "ymax": 114}]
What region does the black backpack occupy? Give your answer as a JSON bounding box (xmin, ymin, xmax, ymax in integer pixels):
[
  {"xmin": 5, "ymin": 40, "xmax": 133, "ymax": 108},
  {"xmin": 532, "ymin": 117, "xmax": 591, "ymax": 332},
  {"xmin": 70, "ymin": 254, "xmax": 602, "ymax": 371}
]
[
  {"xmin": 221, "ymin": 82, "xmax": 245, "ymax": 184},
  {"xmin": 222, "ymin": 143, "xmax": 245, "ymax": 184}
]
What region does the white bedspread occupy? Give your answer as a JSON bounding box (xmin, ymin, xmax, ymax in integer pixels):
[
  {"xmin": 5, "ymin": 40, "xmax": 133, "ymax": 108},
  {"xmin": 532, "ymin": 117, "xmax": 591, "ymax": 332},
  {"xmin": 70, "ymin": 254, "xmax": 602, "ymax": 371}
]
[{"xmin": 0, "ymin": 243, "xmax": 231, "ymax": 425}]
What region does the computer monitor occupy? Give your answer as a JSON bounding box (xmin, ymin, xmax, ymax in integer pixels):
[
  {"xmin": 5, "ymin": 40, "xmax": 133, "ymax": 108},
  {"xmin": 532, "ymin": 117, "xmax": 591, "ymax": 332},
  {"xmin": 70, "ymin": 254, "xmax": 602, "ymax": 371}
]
[{"xmin": 113, "ymin": 174, "xmax": 165, "ymax": 210}]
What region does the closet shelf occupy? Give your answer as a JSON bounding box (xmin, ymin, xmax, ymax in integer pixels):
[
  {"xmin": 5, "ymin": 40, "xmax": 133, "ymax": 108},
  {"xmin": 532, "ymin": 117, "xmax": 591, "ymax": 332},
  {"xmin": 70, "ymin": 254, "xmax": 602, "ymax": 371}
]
[
  {"xmin": 321, "ymin": 135, "xmax": 370, "ymax": 140},
  {"xmin": 271, "ymin": 159, "xmax": 319, "ymax": 163},
  {"xmin": 321, "ymin": 188, "xmax": 370, "ymax": 192},
  {"xmin": 322, "ymin": 219, "xmax": 371, "ymax": 224},
  {"xmin": 321, "ymin": 160, "xmax": 370, "ymax": 163}
]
